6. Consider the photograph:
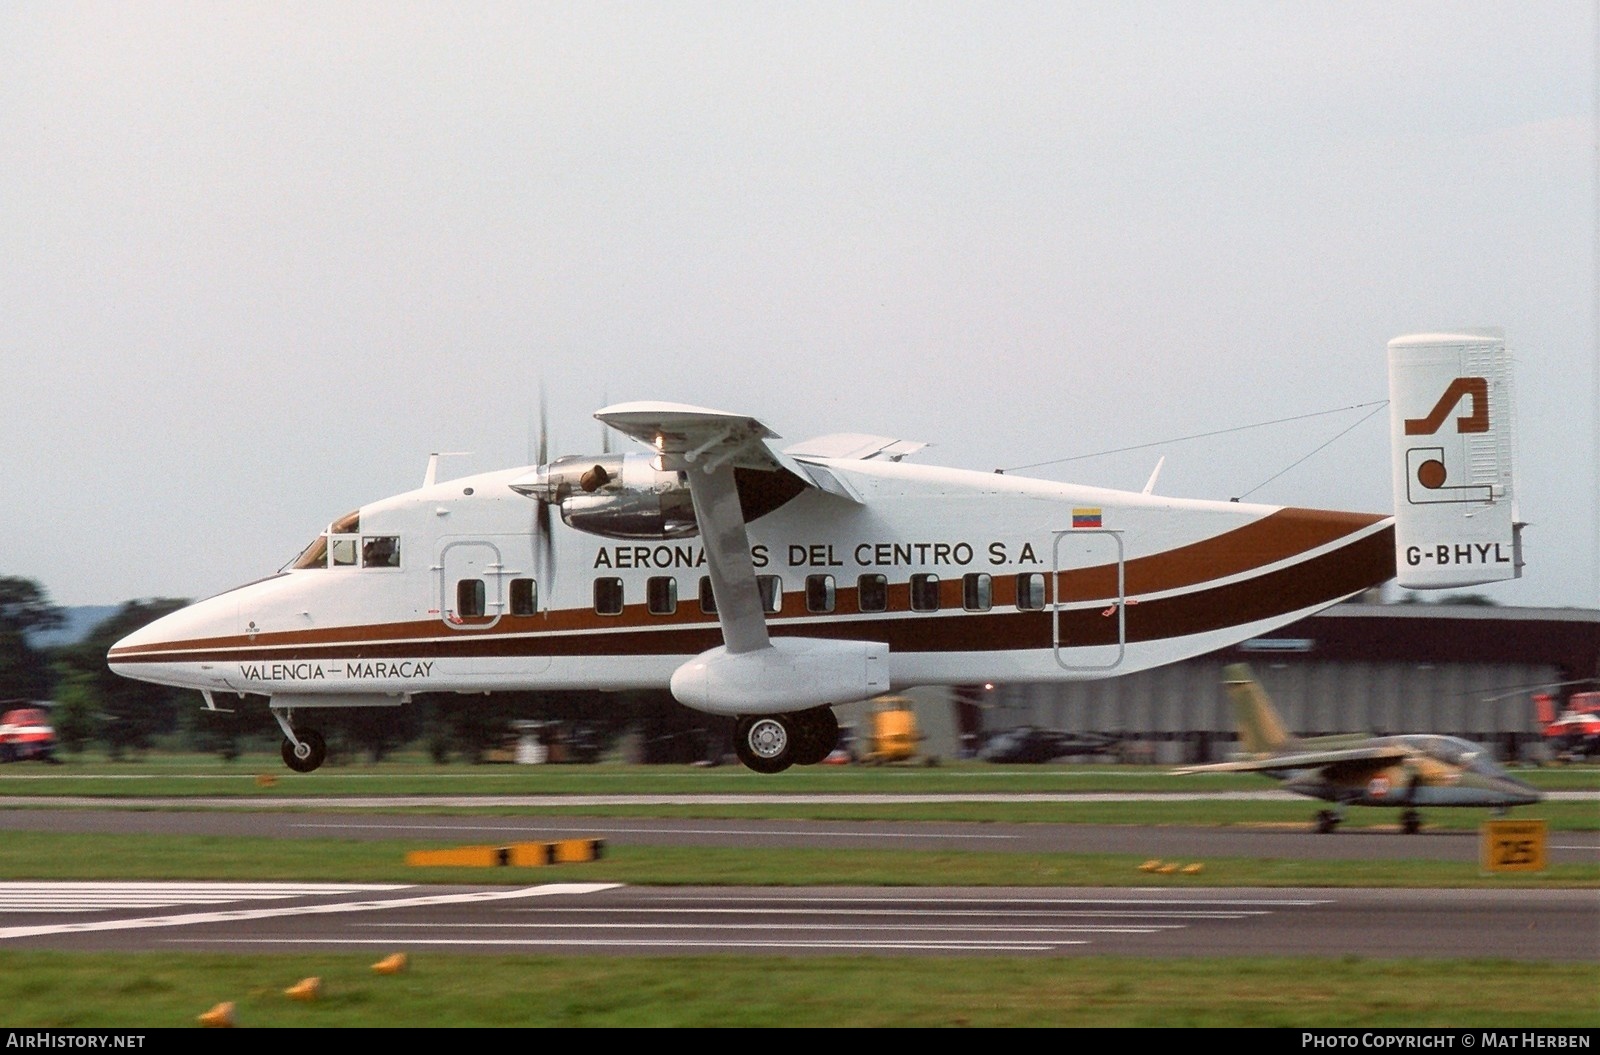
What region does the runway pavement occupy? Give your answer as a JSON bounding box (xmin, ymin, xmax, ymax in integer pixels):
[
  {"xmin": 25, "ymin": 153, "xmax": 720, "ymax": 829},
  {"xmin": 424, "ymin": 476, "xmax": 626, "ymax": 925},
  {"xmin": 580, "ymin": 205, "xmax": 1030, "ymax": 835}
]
[{"xmin": 0, "ymin": 881, "xmax": 1593, "ymax": 959}]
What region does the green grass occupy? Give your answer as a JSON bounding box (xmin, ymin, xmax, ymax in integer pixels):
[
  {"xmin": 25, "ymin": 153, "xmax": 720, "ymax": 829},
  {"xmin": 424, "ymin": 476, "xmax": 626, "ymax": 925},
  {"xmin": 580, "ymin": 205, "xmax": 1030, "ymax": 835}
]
[
  {"xmin": 1, "ymin": 831, "xmax": 1595, "ymax": 887},
  {"xmin": 3, "ymin": 951, "xmax": 1595, "ymax": 1028}
]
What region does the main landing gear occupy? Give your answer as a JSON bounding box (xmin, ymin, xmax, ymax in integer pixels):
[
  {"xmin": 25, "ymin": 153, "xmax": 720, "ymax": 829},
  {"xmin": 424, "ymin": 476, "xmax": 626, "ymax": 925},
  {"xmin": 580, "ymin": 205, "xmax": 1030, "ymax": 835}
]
[
  {"xmin": 734, "ymin": 706, "xmax": 840, "ymax": 774},
  {"xmin": 1313, "ymin": 807, "xmax": 1425, "ymax": 834},
  {"xmin": 271, "ymin": 709, "xmax": 327, "ymax": 773}
]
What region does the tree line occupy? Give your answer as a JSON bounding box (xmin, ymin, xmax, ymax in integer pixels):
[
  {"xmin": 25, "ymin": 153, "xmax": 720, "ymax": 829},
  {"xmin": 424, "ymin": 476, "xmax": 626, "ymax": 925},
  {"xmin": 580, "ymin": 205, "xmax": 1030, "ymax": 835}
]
[{"xmin": 0, "ymin": 576, "xmax": 730, "ymax": 764}]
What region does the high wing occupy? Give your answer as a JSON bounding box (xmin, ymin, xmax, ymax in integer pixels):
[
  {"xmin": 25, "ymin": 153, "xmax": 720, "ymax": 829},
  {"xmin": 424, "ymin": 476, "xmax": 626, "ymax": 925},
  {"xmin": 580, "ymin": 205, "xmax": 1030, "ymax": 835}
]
[
  {"xmin": 595, "ymin": 401, "xmax": 889, "ymax": 716},
  {"xmin": 783, "ymin": 433, "xmax": 928, "ymax": 461},
  {"xmin": 1172, "ymin": 744, "xmax": 1411, "ymax": 775},
  {"xmin": 595, "ymin": 401, "xmax": 862, "ymax": 653},
  {"xmin": 596, "ymin": 402, "xmax": 789, "ymax": 654}
]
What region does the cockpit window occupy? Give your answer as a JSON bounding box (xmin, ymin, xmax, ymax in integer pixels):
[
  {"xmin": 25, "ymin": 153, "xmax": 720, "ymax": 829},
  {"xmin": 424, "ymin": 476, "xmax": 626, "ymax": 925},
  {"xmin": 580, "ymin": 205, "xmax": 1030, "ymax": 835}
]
[
  {"xmin": 331, "ymin": 537, "xmax": 358, "ymax": 567},
  {"xmin": 290, "ymin": 535, "xmax": 329, "ymax": 570},
  {"xmin": 331, "ymin": 510, "xmax": 360, "ymax": 534},
  {"xmin": 363, "ymin": 536, "xmax": 400, "ymax": 568}
]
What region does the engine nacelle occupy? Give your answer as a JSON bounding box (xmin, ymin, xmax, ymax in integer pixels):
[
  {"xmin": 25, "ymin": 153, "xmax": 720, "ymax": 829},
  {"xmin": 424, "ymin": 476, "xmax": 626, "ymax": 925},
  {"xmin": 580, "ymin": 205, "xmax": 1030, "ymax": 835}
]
[
  {"xmin": 511, "ymin": 452, "xmax": 697, "ymax": 539},
  {"xmin": 670, "ymin": 638, "xmax": 891, "ymax": 715}
]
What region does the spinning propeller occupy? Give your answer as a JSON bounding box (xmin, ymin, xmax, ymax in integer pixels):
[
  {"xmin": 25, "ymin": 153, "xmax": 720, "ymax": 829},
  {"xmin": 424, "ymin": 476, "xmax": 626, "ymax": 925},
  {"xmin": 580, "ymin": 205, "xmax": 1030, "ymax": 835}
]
[{"xmin": 532, "ymin": 385, "xmax": 555, "ymax": 602}]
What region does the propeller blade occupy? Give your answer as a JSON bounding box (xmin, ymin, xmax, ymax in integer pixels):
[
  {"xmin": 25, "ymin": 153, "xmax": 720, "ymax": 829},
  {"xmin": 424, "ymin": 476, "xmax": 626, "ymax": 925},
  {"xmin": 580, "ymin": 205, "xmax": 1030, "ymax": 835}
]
[
  {"xmin": 528, "ymin": 381, "xmax": 553, "ymax": 607},
  {"xmin": 532, "ymin": 381, "xmax": 550, "ymax": 466},
  {"xmin": 535, "ymin": 500, "xmax": 555, "ymax": 604}
]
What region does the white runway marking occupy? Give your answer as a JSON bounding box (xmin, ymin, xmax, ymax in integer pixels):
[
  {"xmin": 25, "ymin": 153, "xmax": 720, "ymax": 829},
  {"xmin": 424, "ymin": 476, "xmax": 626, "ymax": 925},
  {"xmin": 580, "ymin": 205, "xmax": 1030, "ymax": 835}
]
[
  {"xmin": 0, "ymin": 882, "xmax": 620, "ymax": 939},
  {"xmin": 175, "ymin": 936, "xmax": 1082, "ymax": 952},
  {"xmin": 0, "ymin": 881, "xmax": 406, "ymax": 911}
]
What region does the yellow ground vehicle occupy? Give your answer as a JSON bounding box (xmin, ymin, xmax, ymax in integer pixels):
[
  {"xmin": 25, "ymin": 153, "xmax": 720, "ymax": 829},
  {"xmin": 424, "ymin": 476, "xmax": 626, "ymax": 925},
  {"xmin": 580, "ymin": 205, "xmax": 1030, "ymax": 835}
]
[{"xmin": 862, "ymin": 696, "xmax": 925, "ymax": 765}]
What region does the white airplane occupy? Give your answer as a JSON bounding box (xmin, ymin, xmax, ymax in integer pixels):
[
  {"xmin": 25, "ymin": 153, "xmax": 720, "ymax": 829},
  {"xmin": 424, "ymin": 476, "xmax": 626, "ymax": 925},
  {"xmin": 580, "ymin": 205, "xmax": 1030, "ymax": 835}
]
[{"xmin": 108, "ymin": 332, "xmax": 1523, "ymax": 774}]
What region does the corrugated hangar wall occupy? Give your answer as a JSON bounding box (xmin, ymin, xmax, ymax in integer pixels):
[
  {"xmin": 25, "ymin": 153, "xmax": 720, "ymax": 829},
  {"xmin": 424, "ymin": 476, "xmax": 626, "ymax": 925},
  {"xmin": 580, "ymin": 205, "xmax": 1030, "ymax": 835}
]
[
  {"xmin": 983, "ymin": 659, "xmax": 1556, "ymax": 763},
  {"xmin": 961, "ymin": 604, "xmax": 1598, "ymax": 765}
]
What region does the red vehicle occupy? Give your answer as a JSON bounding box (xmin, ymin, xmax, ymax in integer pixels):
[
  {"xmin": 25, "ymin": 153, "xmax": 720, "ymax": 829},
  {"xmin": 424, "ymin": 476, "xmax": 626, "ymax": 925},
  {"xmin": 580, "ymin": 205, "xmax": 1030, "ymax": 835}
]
[
  {"xmin": 1534, "ymin": 692, "xmax": 1600, "ymax": 762},
  {"xmin": 0, "ymin": 706, "xmax": 58, "ymax": 763}
]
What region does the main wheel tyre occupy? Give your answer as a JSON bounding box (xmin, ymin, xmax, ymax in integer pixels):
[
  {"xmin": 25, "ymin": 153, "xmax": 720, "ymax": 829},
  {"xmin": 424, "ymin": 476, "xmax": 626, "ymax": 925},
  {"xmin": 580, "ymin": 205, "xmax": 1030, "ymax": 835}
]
[
  {"xmin": 735, "ymin": 716, "xmax": 793, "ymax": 774},
  {"xmin": 281, "ymin": 728, "xmax": 328, "ymax": 773},
  {"xmin": 1400, "ymin": 809, "xmax": 1422, "ymax": 835},
  {"xmin": 788, "ymin": 707, "xmax": 840, "ymax": 766}
]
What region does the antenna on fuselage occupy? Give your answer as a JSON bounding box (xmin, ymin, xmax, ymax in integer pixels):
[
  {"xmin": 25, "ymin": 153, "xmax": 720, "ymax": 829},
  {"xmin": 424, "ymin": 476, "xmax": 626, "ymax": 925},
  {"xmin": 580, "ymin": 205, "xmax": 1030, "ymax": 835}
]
[
  {"xmin": 423, "ymin": 452, "xmax": 471, "ymax": 488},
  {"xmin": 1142, "ymin": 456, "xmax": 1165, "ymax": 495}
]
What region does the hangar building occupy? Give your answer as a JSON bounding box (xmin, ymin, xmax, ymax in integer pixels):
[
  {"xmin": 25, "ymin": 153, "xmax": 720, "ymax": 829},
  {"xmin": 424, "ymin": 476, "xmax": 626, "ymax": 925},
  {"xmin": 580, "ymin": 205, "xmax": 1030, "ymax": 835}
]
[{"xmin": 945, "ymin": 602, "xmax": 1600, "ymax": 765}]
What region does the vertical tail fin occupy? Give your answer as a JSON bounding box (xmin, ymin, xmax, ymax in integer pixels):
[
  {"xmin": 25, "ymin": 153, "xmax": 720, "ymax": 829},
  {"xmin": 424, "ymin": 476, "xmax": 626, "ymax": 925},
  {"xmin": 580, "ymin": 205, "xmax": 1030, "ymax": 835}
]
[
  {"xmin": 1388, "ymin": 331, "xmax": 1523, "ymax": 589},
  {"xmin": 1222, "ymin": 663, "xmax": 1294, "ymax": 754}
]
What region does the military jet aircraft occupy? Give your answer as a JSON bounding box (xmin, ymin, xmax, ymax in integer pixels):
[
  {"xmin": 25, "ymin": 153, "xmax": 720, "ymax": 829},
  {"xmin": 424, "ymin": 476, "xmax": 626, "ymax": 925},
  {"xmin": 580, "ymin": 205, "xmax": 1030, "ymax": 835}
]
[{"xmin": 1174, "ymin": 663, "xmax": 1544, "ymax": 833}]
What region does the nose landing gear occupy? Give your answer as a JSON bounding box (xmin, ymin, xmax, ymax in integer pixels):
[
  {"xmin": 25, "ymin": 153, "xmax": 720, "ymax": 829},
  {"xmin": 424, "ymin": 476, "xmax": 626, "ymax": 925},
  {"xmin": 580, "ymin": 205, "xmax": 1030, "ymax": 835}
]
[
  {"xmin": 280, "ymin": 728, "xmax": 328, "ymax": 773},
  {"xmin": 270, "ymin": 708, "xmax": 328, "ymax": 773}
]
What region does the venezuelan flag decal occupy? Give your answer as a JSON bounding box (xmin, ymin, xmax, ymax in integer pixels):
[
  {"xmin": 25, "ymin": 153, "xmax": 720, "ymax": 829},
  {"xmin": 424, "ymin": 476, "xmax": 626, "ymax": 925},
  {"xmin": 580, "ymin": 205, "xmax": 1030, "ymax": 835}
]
[{"xmin": 1072, "ymin": 507, "xmax": 1103, "ymax": 528}]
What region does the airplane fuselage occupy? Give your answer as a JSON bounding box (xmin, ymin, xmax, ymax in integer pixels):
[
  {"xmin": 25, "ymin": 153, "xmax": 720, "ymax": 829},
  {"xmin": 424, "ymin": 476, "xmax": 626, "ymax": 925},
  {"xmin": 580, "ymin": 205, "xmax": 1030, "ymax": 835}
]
[
  {"xmin": 108, "ymin": 457, "xmax": 1394, "ymax": 705},
  {"xmin": 1274, "ymin": 734, "xmax": 1543, "ymax": 809}
]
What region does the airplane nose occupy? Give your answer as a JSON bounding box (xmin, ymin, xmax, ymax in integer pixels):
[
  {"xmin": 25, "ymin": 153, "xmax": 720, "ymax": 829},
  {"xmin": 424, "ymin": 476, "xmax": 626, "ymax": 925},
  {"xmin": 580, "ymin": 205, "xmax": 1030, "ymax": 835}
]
[
  {"xmin": 106, "ymin": 621, "xmax": 161, "ymax": 673},
  {"xmin": 1481, "ymin": 770, "xmax": 1545, "ymax": 806},
  {"xmin": 104, "ymin": 593, "xmax": 239, "ymax": 690},
  {"xmin": 1502, "ymin": 775, "xmax": 1545, "ymax": 805}
]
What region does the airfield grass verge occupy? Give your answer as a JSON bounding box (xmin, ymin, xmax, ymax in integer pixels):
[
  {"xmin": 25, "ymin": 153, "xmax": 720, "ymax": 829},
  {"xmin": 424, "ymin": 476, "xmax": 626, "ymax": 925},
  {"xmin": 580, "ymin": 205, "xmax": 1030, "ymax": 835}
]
[
  {"xmin": 0, "ymin": 831, "xmax": 1594, "ymax": 887},
  {"xmin": 2, "ymin": 950, "xmax": 1595, "ymax": 1028}
]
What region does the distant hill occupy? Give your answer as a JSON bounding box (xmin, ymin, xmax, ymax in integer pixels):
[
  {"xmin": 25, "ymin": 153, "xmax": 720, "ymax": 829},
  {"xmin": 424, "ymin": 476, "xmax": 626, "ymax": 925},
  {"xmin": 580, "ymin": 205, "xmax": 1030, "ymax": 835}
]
[{"xmin": 25, "ymin": 605, "xmax": 121, "ymax": 649}]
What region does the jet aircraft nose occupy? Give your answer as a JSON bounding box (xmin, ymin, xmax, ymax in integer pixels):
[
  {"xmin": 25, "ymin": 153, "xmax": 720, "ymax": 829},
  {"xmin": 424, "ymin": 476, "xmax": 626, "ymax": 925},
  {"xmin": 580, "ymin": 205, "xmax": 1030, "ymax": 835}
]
[{"xmin": 1495, "ymin": 774, "xmax": 1545, "ymax": 806}]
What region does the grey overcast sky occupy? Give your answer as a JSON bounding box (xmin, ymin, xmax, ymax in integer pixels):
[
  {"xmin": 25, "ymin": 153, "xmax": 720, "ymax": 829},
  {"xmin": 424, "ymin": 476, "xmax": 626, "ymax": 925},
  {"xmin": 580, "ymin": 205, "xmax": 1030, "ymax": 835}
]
[{"xmin": 3, "ymin": 2, "xmax": 1595, "ymax": 610}]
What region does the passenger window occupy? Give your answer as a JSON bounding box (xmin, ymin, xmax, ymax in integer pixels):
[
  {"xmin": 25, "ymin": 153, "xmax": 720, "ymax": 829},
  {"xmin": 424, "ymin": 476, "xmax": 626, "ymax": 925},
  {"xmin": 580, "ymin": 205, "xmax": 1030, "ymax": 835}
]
[
  {"xmin": 331, "ymin": 537, "xmax": 358, "ymax": 567},
  {"xmin": 757, "ymin": 575, "xmax": 782, "ymax": 614},
  {"xmin": 647, "ymin": 576, "xmax": 677, "ymax": 615},
  {"xmin": 805, "ymin": 574, "xmax": 835, "ymax": 613},
  {"xmin": 910, "ymin": 573, "xmax": 940, "ymax": 612},
  {"xmin": 594, "ymin": 577, "xmax": 624, "ymax": 616},
  {"xmin": 698, "ymin": 576, "xmax": 717, "ymax": 615},
  {"xmin": 1016, "ymin": 572, "xmax": 1046, "ymax": 610},
  {"xmin": 457, "ymin": 579, "xmax": 486, "ymax": 618},
  {"xmin": 362, "ymin": 536, "xmax": 400, "ymax": 568},
  {"xmin": 963, "ymin": 573, "xmax": 992, "ymax": 612},
  {"xmin": 510, "ymin": 578, "xmax": 537, "ymax": 616},
  {"xmin": 858, "ymin": 574, "xmax": 888, "ymax": 613}
]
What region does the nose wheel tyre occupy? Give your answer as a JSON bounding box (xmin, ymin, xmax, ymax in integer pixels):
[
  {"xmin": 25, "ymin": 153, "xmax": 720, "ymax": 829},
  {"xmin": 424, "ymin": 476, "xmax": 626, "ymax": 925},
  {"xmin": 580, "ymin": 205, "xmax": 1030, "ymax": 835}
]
[
  {"xmin": 735, "ymin": 716, "xmax": 793, "ymax": 774},
  {"xmin": 281, "ymin": 728, "xmax": 327, "ymax": 773}
]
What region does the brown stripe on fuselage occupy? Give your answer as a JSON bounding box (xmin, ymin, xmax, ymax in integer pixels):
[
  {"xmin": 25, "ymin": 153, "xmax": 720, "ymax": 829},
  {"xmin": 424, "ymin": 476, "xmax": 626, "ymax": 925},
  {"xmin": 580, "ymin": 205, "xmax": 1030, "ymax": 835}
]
[
  {"xmin": 1057, "ymin": 507, "xmax": 1389, "ymax": 602},
  {"xmin": 110, "ymin": 520, "xmax": 1396, "ymax": 665}
]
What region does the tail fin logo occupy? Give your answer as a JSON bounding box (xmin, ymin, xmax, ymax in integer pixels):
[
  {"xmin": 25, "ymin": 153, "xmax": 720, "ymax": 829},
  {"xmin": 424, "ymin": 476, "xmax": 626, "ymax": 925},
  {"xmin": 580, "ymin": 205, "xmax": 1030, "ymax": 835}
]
[
  {"xmin": 1404, "ymin": 376, "xmax": 1488, "ymax": 435},
  {"xmin": 1402, "ymin": 375, "xmax": 1494, "ymax": 505}
]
